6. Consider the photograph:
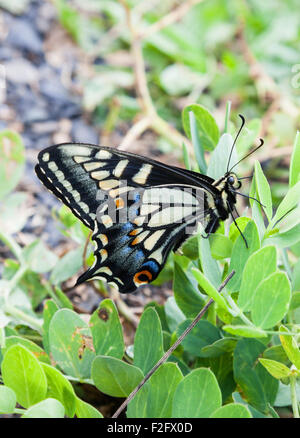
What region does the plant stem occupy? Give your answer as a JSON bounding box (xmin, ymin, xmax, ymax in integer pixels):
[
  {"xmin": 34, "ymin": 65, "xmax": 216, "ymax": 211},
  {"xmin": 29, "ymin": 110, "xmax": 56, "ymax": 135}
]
[
  {"xmin": 224, "ymin": 101, "xmax": 231, "ymax": 133},
  {"xmin": 290, "ymin": 375, "xmax": 299, "ymax": 418},
  {"xmin": 0, "ymin": 231, "xmax": 24, "ymax": 263},
  {"xmin": 4, "ymin": 303, "xmax": 43, "ymax": 333},
  {"xmin": 111, "ymin": 270, "xmax": 236, "ymax": 418}
]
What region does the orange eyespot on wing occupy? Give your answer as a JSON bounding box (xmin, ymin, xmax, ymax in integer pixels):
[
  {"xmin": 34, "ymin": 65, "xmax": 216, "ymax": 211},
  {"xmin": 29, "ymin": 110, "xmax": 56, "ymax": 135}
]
[{"xmin": 133, "ymin": 270, "xmax": 153, "ymax": 285}]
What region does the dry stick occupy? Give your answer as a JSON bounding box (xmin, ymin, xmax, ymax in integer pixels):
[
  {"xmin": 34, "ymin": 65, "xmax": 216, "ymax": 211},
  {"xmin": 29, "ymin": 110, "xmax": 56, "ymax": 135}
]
[
  {"xmin": 137, "ymin": 0, "xmax": 204, "ymax": 41},
  {"xmin": 111, "ymin": 269, "xmax": 236, "ymax": 418},
  {"xmin": 118, "ymin": 0, "xmax": 193, "ymax": 153}
]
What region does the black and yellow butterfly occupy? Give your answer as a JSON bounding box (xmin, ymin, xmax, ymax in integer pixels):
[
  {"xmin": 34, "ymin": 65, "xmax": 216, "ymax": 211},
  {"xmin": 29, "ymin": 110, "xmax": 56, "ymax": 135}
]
[{"xmin": 35, "ymin": 121, "xmax": 262, "ymax": 293}]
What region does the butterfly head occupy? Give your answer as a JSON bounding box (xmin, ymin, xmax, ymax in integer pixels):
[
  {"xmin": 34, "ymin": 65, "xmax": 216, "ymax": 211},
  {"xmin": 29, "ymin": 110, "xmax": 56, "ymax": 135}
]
[{"xmin": 225, "ymin": 172, "xmax": 241, "ymax": 190}]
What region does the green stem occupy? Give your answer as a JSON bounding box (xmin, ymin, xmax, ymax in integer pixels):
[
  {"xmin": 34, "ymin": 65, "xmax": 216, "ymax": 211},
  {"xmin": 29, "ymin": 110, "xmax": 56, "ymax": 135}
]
[
  {"xmin": 221, "ymin": 289, "xmax": 255, "ymax": 327},
  {"xmin": 64, "ymin": 375, "xmax": 94, "ymax": 385},
  {"xmin": 282, "ymin": 249, "xmax": 292, "ymax": 280},
  {"xmin": 224, "ymin": 101, "xmax": 231, "ymax": 133},
  {"xmin": 0, "ymin": 231, "xmax": 24, "ymax": 263},
  {"xmin": 4, "ymin": 303, "xmax": 43, "ymax": 334},
  {"xmin": 290, "ymin": 375, "xmax": 299, "ymax": 418}
]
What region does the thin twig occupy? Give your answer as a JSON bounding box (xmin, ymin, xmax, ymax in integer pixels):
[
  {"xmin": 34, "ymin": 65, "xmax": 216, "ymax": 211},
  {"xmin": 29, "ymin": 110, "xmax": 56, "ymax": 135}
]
[
  {"xmin": 119, "ymin": 116, "xmax": 151, "ymax": 150},
  {"xmin": 118, "ymin": 0, "xmax": 193, "ymax": 153},
  {"xmin": 137, "ymin": 0, "xmax": 204, "ymax": 41},
  {"xmin": 111, "ymin": 269, "xmax": 236, "ymax": 418}
]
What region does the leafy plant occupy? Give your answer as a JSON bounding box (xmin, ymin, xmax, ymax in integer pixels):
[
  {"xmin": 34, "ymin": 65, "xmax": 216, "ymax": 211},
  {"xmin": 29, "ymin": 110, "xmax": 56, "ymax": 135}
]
[{"xmin": 0, "ymin": 101, "xmax": 300, "ymax": 418}]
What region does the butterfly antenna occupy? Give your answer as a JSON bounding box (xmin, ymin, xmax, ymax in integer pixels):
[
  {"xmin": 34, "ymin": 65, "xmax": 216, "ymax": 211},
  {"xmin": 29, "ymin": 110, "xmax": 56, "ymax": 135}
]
[
  {"xmin": 227, "ymin": 202, "xmax": 248, "ymax": 248},
  {"xmin": 226, "ymin": 114, "xmax": 246, "ymax": 173},
  {"xmin": 238, "ymin": 175, "xmax": 253, "ymax": 181},
  {"xmin": 233, "ymin": 191, "xmax": 266, "ymax": 208},
  {"xmin": 229, "ymin": 138, "xmax": 264, "ymax": 173}
]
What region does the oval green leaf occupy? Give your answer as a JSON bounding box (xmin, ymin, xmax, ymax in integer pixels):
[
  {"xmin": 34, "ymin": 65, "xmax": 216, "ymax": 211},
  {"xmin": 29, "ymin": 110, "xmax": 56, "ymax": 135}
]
[
  {"xmin": 227, "ymin": 221, "xmax": 260, "ymax": 292},
  {"xmin": 90, "ymin": 299, "xmax": 124, "ymax": 359},
  {"xmin": 49, "ymin": 309, "xmax": 95, "ymax": 379},
  {"xmin": 1, "ymin": 344, "xmax": 47, "ymax": 408},
  {"xmin": 91, "ymin": 356, "xmax": 144, "ymax": 398},
  {"xmin": 127, "ymin": 363, "xmax": 183, "ymax": 418},
  {"xmin": 172, "ymin": 368, "xmax": 222, "ymax": 417},
  {"xmin": 251, "ymin": 272, "xmax": 291, "ymax": 329},
  {"xmin": 210, "ymin": 403, "xmax": 252, "ymax": 418},
  {"xmin": 238, "ymin": 246, "xmax": 277, "ymax": 311},
  {"xmin": 0, "ymin": 385, "xmax": 17, "ymax": 414},
  {"xmin": 41, "ymin": 363, "xmax": 76, "ymax": 418},
  {"xmin": 133, "ymin": 307, "xmax": 164, "ymax": 375},
  {"xmin": 0, "ymin": 130, "xmax": 25, "ymax": 199},
  {"xmin": 21, "ymin": 398, "xmax": 65, "ymax": 418},
  {"xmin": 182, "ymin": 103, "xmax": 219, "ymax": 151}
]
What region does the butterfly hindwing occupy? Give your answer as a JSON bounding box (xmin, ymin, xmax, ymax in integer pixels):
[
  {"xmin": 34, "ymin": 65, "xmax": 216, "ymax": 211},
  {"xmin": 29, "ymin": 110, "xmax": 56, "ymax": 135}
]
[{"xmin": 76, "ymin": 184, "xmax": 207, "ymax": 293}]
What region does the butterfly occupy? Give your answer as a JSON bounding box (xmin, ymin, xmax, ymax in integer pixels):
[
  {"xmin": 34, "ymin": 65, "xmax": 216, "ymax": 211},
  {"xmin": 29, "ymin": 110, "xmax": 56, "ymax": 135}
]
[{"xmin": 35, "ymin": 116, "xmax": 263, "ymax": 293}]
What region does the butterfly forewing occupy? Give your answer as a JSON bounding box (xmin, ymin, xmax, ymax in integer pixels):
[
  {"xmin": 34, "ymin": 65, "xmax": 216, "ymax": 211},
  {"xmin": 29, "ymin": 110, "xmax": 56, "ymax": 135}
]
[{"xmin": 35, "ymin": 143, "xmax": 220, "ymax": 293}]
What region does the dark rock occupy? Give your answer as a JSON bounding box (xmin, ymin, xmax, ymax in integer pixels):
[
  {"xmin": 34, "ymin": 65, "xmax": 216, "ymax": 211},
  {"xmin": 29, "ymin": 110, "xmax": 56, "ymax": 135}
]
[
  {"xmin": 6, "ymin": 18, "xmax": 43, "ymax": 55},
  {"xmin": 71, "ymin": 118, "xmax": 99, "ymax": 144},
  {"xmin": 4, "ymin": 58, "xmax": 39, "ymax": 84}
]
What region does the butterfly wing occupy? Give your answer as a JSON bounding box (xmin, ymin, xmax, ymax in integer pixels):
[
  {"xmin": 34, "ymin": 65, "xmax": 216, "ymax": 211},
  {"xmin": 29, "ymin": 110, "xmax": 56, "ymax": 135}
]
[
  {"xmin": 76, "ymin": 184, "xmax": 209, "ymax": 292},
  {"xmin": 35, "ymin": 143, "xmax": 213, "ymax": 293}
]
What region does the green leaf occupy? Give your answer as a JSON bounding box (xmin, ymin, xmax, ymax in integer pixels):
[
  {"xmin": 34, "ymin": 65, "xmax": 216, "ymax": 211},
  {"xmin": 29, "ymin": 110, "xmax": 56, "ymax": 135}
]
[
  {"xmin": 172, "ymin": 368, "xmax": 222, "ymax": 417},
  {"xmin": 289, "ymin": 131, "xmax": 300, "ymax": 187},
  {"xmin": 228, "ymin": 217, "xmax": 251, "ymax": 243},
  {"xmin": 75, "ymin": 397, "xmax": 103, "ymax": 418},
  {"xmin": 49, "ymin": 309, "xmax": 95, "ymax": 379},
  {"xmin": 0, "ymin": 192, "xmax": 28, "ymax": 235},
  {"xmin": 21, "ymin": 398, "xmax": 65, "ymax": 418},
  {"xmin": 198, "ymin": 234, "xmax": 222, "ymax": 289},
  {"xmin": 182, "ymin": 142, "xmax": 191, "ymax": 170},
  {"xmin": 176, "ymin": 319, "xmax": 220, "ymax": 357},
  {"xmin": 263, "ymin": 345, "xmax": 290, "ymax": 367},
  {"xmin": 223, "ymin": 325, "xmax": 267, "ymax": 338},
  {"xmin": 266, "ymin": 223, "xmax": 300, "ymax": 248},
  {"xmin": 188, "ymin": 111, "xmax": 207, "ymax": 173},
  {"xmin": 173, "ymin": 262, "xmax": 205, "ymax": 318},
  {"xmin": 182, "ymin": 104, "xmax": 219, "ymax": 151},
  {"xmin": 22, "ymin": 240, "xmax": 58, "ymax": 274},
  {"xmin": 258, "ymin": 358, "xmax": 292, "ymax": 379},
  {"xmin": 238, "ymin": 246, "xmax": 277, "ymax": 311},
  {"xmin": 207, "ymin": 133, "xmax": 237, "ymax": 180},
  {"xmin": 42, "ymin": 299, "xmax": 59, "ymax": 355},
  {"xmin": 0, "ymin": 385, "xmax": 17, "ymax": 414},
  {"xmin": 91, "ymin": 356, "xmax": 144, "ymax": 397},
  {"xmin": 181, "ymin": 235, "xmax": 198, "ymax": 259},
  {"xmin": 164, "ymin": 297, "xmax": 186, "ymax": 333},
  {"xmin": 210, "ymin": 403, "xmax": 252, "ymax": 418},
  {"xmin": 209, "ymin": 234, "xmax": 233, "ymax": 260},
  {"xmin": 50, "ymin": 246, "xmax": 84, "ymax": 285},
  {"xmin": 254, "ymin": 161, "xmax": 273, "ymax": 222},
  {"xmin": 269, "ymin": 181, "xmax": 300, "ymax": 231},
  {"xmin": 41, "ymin": 363, "xmax": 76, "ymax": 418},
  {"xmin": 232, "ymin": 392, "xmax": 268, "ymax": 418},
  {"xmin": 233, "ymin": 338, "xmax": 278, "ymax": 413},
  {"xmin": 191, "ymin": 268, "xmax": 227, "ymax": 310},
  {"xmin": 2, "ymin": 336, "xmax": 50, "ymax": 364},
  {"xmin": 279, "ymin": 325, "xmax": 300, "ymax": 370},
  {"xmin": 90, "ymin": 299, "xmax": 124, "ymax": 359},
  {"xmin": 127, "ymin": 363, "xmax": 183, "ymax": 418},
  {"xmin": 133, "ymin": 307, "xmax": 164, "ymax": 375},
  {"xmin": 201, "ymin": 337, "xmax": 237, "ymax": 357},
  {"xmin": 227, "ymin": 221, "xmax": 260, "ymax": 292},
  {"xmin": 1, "ymin": 344, "xmax": 47, "ymax": 408},
  {"xmin": 0, "ymin": 130, "xmax": 25, "ymax": 199},
  {"xmin": 251, "ymin": 272, "xmax": 291, "ymax": 329}
]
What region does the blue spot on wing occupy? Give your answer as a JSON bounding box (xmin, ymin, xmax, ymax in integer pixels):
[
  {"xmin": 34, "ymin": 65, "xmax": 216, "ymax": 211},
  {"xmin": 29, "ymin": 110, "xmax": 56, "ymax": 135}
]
[{"xmin": 143, "ymin": 260, "xmax": 159, "ymax": 274}]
